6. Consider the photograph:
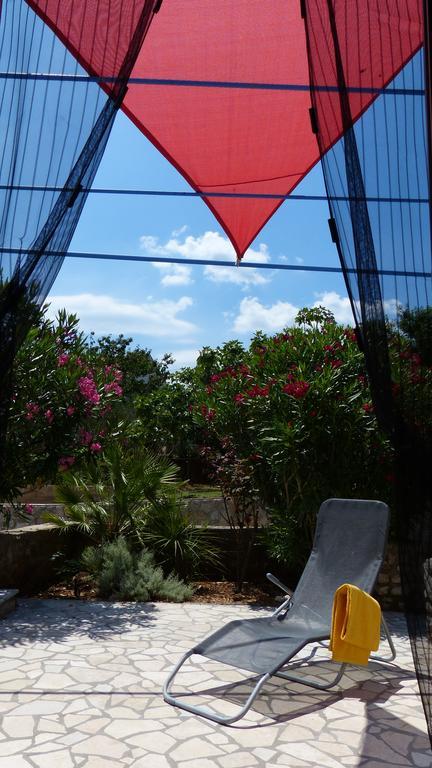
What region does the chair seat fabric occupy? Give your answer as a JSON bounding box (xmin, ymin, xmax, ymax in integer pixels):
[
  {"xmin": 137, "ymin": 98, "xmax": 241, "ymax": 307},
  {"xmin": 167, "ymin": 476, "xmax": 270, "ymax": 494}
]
[{"xmin": 194, "ymin": 609, "xmax": 329, "ymax": 675}]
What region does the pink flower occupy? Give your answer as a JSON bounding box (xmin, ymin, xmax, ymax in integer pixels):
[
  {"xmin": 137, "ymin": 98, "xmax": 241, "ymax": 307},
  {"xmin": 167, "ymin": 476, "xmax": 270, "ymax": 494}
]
[
  {"xmin": 344, "ymin": 328, "xmax": 357, "ymax": 343},
  {"xmin": 25, "ymin": 503, "xmax": 33, "ymax": 515},
  {"xmin": 103, "ymin": 382, "xmax": 123, "ymax": 396},
  {"xmin": 362, "ymin": 402, "xmax": 374, "ymax": 413},
  {"xmin": 246, "ymin": 384, "xmax": 270, "ymax": 398},
  {"xmin": 66, "ymin": 406, "xmax": 75, "ymax": 416},
  {"xmin": 25, "ymin": 402, "xmax": 40, "ymax": 420},
  {"xmin": 79, "ymin": 429, "xmax": 93, "ymax": 446},
  {"xmin": 57, "ymin": 353, "xmax": 69, "ymax": 367},
  {"xmin": 90, "ymin": 442, "xmax": 102, "ymax": 453},
  {"xmin": 58, "ymin": 456, "xmax": 75, "ymax": 471},
  {"xmin": 330, "ymin": 359, "xmax": 343, "ymax": 369},
  {"xmin": 249, "ymin": 453, "xmax": 261, "ymax": 462},
  {"xmin": 75, "ymin": 357, "xmax": 84, "ymax": 367},
  {"xmin": 201, "ymin": 404, "xmax": 215, "ymax": 421},
  {"xmin": 78, "ymin": 376, "xmax": 100, "ymax": 405},
  {"xmin": 113, "ymin": 369, "xmax": 123, "ymax": 382},
  {"xmin": 282, "ymin": 381, "xmax": 310, "ymax": 399},
  {"xmin": 234, "ymin": 393, "xmax": 245, "ymax": 404},
  {"xmin": 45, "ymin": 409, "xmax": 54, "ymax": 424}
]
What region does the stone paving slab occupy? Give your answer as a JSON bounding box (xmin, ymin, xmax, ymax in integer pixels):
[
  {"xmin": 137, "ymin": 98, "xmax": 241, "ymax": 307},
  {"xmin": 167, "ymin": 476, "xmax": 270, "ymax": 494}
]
[{"xmin": 0, "ymin": 600, "xmax": 430, "ymax": 768}]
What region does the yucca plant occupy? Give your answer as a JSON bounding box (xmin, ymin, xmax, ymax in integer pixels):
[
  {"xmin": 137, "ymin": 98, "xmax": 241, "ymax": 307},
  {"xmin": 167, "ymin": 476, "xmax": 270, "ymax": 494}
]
[{"xmin": 44, "ymin": 444, "xmax": 179, "ymax": 546}]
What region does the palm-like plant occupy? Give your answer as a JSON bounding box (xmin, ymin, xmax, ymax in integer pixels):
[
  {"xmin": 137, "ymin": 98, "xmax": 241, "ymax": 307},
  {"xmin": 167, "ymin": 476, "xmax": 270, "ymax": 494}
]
[
  {"xmin": 141, "ymin": 491, "xmax": 221, "ymax": 578},
  {"xmin": 44, "ymin": 445, "xmax": 180, "ymax": 545}
]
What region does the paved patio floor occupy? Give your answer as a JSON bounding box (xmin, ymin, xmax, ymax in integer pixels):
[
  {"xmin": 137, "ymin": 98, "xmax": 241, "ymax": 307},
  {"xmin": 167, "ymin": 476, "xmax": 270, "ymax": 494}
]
[{"xmin": 0, "ymin": 600, "xmax": 430, "ymax": 768}]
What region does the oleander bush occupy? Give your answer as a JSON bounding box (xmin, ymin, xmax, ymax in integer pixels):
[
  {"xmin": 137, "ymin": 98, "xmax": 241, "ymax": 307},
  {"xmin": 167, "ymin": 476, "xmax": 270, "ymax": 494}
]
[{"xmin": 193, "ymin": 307, "xmax": 394, "ymax": 565}]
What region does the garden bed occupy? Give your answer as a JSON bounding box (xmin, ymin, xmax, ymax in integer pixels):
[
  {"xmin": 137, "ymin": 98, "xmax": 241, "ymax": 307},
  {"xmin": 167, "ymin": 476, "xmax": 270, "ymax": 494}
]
[{"xmin": 35, "ymin": 576, "xmax": 278, "ymax": 605}]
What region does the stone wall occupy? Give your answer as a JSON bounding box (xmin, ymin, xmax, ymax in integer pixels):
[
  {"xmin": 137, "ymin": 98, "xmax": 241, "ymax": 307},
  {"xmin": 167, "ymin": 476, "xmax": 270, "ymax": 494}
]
[
  {"xmin": 0, "ymin": 504, "xmax": 63, "ymax": 530},
  {"xmin": 0, "ymin": 518, "xmax": 404, "ymax": 609},
  {"xmin": 0, "ymin": 524, "xmax": 82, "ymax": 594},
  {"xmin": 376, "ymin": 541, "xmax": 403, "ymax": 611}
]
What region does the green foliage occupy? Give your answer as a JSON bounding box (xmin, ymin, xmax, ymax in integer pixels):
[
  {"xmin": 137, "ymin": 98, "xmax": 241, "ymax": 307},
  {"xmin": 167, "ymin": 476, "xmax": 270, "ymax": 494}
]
[
  {"xmin": 3, "ymin": 308, "xmax": 125, "ymax": 501},
  {"xmin": 134, "ymin": 341, "xmax": 248, "ymax": 466},
  {"xmin": 46, "ymin": 444, "xmax": 179, "ymax": 545},
  {"xmin": 135, "ymin": 376, "xmax": 197, "ymax": 460},
  {"xmin": 81, "ymin": 538, "xmax": 193, "ymax": 602},
  {"xmin": 193, "ymin": 308, "xmax": 393, "ymax": 564},
  {"xmin": 399, "ymin": 307, "xmax": 432, "ymax": 366},
  {"xmin": 88, "ymin": 333, "xmax": 172, "ymax": 399},
  {"xmin": 141, "ymin": 492, "xmax": 221, "ymax": 578},
  {"xmin": 388, "ymin": 308, "xmax": 432, "ymax": 434}
]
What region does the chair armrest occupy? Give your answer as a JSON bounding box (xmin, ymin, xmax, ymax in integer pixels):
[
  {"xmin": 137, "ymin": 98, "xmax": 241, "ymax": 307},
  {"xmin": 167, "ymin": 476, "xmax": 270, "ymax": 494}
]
[{"xmin": 266, "ymin": 572, "xmax": 293, "ymax": 597}]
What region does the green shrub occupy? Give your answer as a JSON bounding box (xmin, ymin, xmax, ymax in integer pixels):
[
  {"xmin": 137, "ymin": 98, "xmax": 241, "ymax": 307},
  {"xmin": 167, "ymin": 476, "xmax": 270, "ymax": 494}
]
[
  {"xmin": 193, "ymin": 307, "xmax": 394, "ymax": 566},
  {"xmin": 141, "ymin": 492, "xmax": 221, "ymax": 578},
  {"xmin": 46, "ymin": 444, "xmax": 180, "ymax": 545},
  {"xmin": 81, "ymin": 538, "xmax": 193, "ymax": 602}
]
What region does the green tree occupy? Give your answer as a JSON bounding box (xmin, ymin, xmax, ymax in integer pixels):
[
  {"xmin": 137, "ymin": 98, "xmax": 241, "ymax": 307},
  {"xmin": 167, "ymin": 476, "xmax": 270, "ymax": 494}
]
[
  {"xmin": 89, "ymin": 334, "xmax": 173, "ymax": 399},
  {"xmin": 2, "ymin": 309, "xmax": 125, "ymax": 502},
  {"xmin": 398, "ymin": 306, "xmax": 432, "ymax": 366},
  {"xmin": 193, "ymin": 308, "xmax": 393, "ymax": 566}
]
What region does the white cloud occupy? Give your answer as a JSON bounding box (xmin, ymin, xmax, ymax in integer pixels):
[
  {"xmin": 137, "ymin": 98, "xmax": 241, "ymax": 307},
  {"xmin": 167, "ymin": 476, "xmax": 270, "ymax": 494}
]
[
  {"xmin": 45, "ymin": 293, "xmax": 197, "ymax": 340},
  {"xmin": 312, "ymin": 292, "xmax": 400, "ymax": 325},
  {"xmin": 153, "ymin": 263, "xmax": 194, "ymax": 287},
  {"xmin": 233, "ymin": 292, "xmax": 357, "ymax": 334},
  {"xmin": 232, "ymin": 290, "xmax": 400, "ymax": 335},
  {"xmin": 168, "ymin": 348, "xmax": 200, "ymax": 369},
  {"xmin": 312, "ymin": 291, "xmax": 354, "ymax": 325},
  {"xmin": 383, "ymin": 298, "xmax": 401, "ymax": 318},
  {"xmin": 233, "ymin": 296, "xmax": 299, "ymax": 333},
  {"xmin": 171, "ymin": 224, "xmax": 189, "ymax": 237},
  {"xmin": 140, "ymin": 230, "xmax": 272, "ymax": 289}
]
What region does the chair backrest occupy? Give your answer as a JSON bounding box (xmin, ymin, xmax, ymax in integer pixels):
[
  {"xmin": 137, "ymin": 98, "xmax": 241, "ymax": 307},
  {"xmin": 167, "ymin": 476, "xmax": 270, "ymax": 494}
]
[{"xmin": 288, "ymin": 498, "xmax": 390, "ymax": 632}]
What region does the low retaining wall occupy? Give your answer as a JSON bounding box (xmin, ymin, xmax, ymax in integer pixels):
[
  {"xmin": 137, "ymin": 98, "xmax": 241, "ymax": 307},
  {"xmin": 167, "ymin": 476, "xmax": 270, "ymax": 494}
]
[
  {"xmin": 0, "ymin": 525, "xmax": 82, "ymax": 594},
  {"xmin": 0, "ymin": 504, "xmax": 63, "ymax": 530},
  {"xmin": 2, "ymin": 497, "xmax": 268, "ymax": 530},
  {"xmin": 0, "ymin": 520, "xmax": 403, "ymax": 609}
]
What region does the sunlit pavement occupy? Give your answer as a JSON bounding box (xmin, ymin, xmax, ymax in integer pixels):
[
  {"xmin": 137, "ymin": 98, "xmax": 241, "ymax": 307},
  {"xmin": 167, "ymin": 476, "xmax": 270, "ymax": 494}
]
[{"xmin": 0, "ymin": 600, "xmax": 430, "ymax": 767}]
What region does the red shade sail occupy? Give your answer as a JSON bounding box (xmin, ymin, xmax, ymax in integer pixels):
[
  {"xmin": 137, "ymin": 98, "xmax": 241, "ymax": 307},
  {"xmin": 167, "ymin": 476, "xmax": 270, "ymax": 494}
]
[{"xmin": 27, "ymin": 0, "xmax": 423, "ymax": 258}]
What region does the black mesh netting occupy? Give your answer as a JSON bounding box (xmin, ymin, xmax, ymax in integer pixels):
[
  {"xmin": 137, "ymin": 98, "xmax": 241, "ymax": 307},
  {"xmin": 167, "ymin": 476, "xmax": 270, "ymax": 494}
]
[
  {"xmin": 304, "ymin": 0, "xmax": 432, "ymax": 743},
  {"xmin": 0, "ymin": 0, "xmax": 158, "ymax": 495}
]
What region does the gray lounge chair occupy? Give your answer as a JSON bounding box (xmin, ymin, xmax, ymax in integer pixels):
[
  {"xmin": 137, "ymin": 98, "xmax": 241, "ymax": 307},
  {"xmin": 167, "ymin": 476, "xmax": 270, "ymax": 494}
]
[{"xmin": 163, "ymin": 498, "xmax": 396, "ymax": 724}]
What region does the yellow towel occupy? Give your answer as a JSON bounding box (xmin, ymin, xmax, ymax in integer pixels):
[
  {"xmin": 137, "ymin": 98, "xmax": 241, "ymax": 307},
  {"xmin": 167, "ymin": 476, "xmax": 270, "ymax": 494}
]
[{"xmin": 330, "ymin": 583, "xmax": 381, "ymax": 666}]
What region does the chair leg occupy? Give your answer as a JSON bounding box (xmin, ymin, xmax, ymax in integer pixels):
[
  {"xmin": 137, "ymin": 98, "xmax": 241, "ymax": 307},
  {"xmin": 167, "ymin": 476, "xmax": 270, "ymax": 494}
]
[
  {"xmin": 370, "ymin": 615, "xmax": 397, "ymax": 662},
  {"xmin": 163, "ymin": 651, "xmax": 271, "ymax": 725},
  {"xmin": 274, "ymin": 662, "xmax": 347, "ymax": 690}
]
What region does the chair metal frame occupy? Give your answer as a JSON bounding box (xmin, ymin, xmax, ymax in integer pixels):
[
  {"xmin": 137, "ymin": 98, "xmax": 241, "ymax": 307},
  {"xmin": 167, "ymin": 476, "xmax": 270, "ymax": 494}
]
[{"xmin": 163, "ymin": 574, "xmax": 397, "ymax": 725}]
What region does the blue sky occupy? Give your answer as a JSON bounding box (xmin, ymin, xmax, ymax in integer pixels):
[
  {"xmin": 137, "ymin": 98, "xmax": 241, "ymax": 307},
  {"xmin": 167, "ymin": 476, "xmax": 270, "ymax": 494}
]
[{"xmin": 46, "ymin": 110, "xmax": 353, "ymax": 369}]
